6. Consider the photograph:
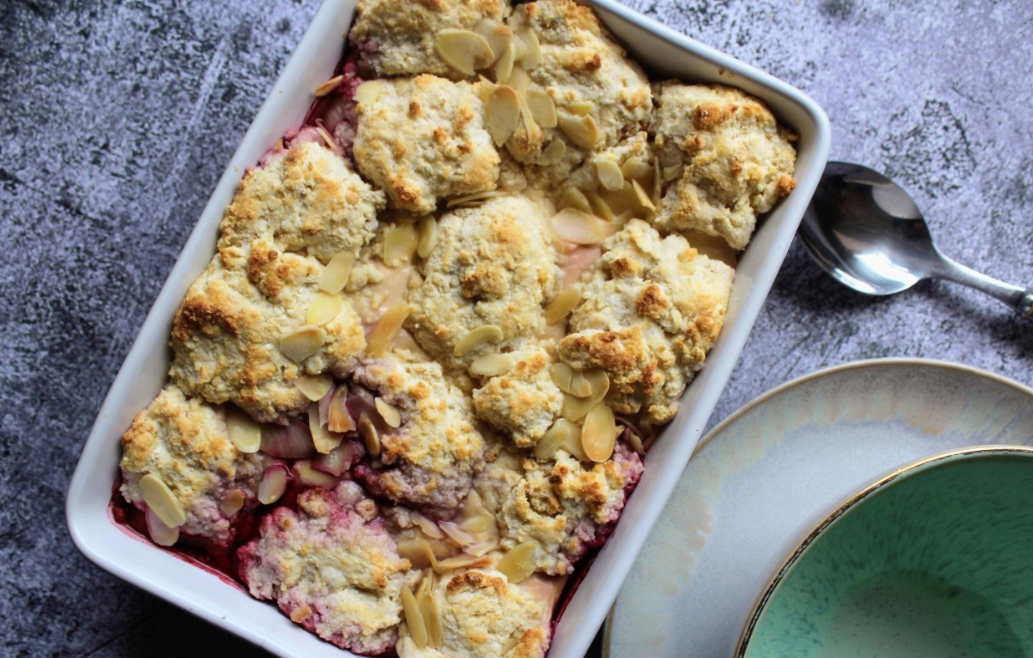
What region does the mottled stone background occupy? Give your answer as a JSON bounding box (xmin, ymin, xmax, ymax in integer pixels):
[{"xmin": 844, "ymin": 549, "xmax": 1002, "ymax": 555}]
[{"xmin": 1, "ymin": 0, "xmax": 1030, "ymax": 656}]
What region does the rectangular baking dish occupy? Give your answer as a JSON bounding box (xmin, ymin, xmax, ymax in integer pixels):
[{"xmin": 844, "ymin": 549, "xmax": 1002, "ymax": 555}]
[{"xmin": 66, "ymin": 1, "xmax": 830, "ymax": 656}]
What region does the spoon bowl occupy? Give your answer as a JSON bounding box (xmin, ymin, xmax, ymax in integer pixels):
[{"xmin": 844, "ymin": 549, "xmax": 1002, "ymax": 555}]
[{"xmin": 800, "ymin": 161, "xmax": 1031, "ymax": 316}]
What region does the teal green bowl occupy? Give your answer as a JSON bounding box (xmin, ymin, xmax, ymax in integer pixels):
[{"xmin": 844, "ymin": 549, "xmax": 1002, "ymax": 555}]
[{"xmin": 737, "ymin": 446, "xmax": 1033, "ymax": 658}]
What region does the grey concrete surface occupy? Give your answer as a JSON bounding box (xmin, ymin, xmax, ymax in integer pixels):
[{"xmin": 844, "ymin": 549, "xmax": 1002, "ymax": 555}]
[{"xmin": 0, "ymin": 0, "xmax": 1029, "ymax": 656}]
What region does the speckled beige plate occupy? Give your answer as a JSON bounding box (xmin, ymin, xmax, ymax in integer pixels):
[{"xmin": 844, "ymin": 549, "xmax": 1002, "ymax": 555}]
[{"xmin": 605, "ymin": 358, "xmax": 1033, "ymax": 658}]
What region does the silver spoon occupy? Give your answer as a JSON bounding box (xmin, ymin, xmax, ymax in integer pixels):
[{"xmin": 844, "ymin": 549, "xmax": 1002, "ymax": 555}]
[{"xmin": 799, "ymin": 161, "xmax": 1033, "ymax": 318}]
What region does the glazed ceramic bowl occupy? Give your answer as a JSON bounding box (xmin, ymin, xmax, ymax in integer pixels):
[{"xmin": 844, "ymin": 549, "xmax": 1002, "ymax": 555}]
[{"xmin": 738, "ymin": 446, "xmax": 1033, "ymax": 658}]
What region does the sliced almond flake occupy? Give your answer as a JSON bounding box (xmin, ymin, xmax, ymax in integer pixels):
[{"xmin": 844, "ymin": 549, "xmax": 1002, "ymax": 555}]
[
  {"xmin": 258, "ymin": 465, "xmax": 289, "ymax": 504},
  {"xmin": 320, "ymin": 251, "xmax": 355, "ymax": 293},
  {"xmin": 526, "ymin": 89, "xmax": 557, "ymax": 128},
  {"xmin": 470, "ymin": 353, "xmax": 515, "ymax": 377},
  {"xmin": 354, "ymin": 79, "xmax": 385, "ymax": 107},
  {"xmin": 458, "ymin": 513, "xmax": 493, "ymax": 533},
  {"xmin": 495, "ymin": 39, "xmax": 517, "ymax": 82},
  {"xmin": 314, "ymin": 74, "xmax": 344, "ymax": 97},
  {"xmin": 582, "ymin": 403, "xmax": 618, "ymax": 462},
  {"xmin": 663, "ymin": 164, "xmax": 683, "ymax": 181},
  {"xmin": 295, "ymin": 373, "xmax": 333, "ymax": 402},
  {"xmin": 316, "ymin": 125, "xmax": 338, "ymax": 152},
  {"xmin": 485, "ymin": 85, "xmax": 521, "ymax": 147},
  {"xmin": 226, "ymin": 406, "xmax": 262, "ymax": 453},
  {"xmin": 584, "ymin": 368, "xmax": 610, "ymax": 404},
  {"xmin": 309, "ymin": 406, "xmax": 343, "ymax": 454},
  {"xmin": 219, "ymin": 489, "xmax": 246, "ymax": 517},
  {"xmin": 454, "ymin": 324, "xmax": 504, "ymax": 356},
  {"xmin": 416, "ymin": 216, "xmax": 438, "ymax": 259},
  {"xmin": 421, "ymin": 590, "xmax": 444, "ymax": 649},
  {"xmin": 415, "ymin": 568, "xmax": 434, "ymax": 601},
  {"xmin": 544, "ymin": 288, "xmax": 581, "ymax": 325},
  {"xmin": 294, "ymin": 459, "xmax": 338, "ymax": 487},
  {"xmin": 549, "ymin": 362, "xmax": 574, "ymax": 392},
  {"xmin": 614, "ymin": 209, "xmax": 635, "ymax": 224},
  {"xmin": 374, "ymin": 397, "xmax": 402, "ymax": 428},
  {"xmin": 358, "ymin": 413, "xmax": 381, "ymax": 458},
  {"xmin": 508, "ymin": 65, "xmax": 530, "ymax": 98},
  {"xmin": 586, "ymin": 191, "xmax": 616, "ymax": 222},
  {"xmin": 534, "ymin": 418, "xmax": 579, "ymax": 461},
  {"xmin": 367, "ymin": 301, "xmax": 409, "ymax": 356},
  {"xmin": 515, "ymin": 26, "xmax": 542, "ymax": 68},
  {"xmin": 438, "ymin": 520, "xmax": 477, "ymax": 546},
  {"xmin": 398, "ymin": 539, "xmax": 435, "ymax": 568},
  {"xmin": 446, "ymin": 190, "xmax": 507, "ymax": 208},
  {"xmin": 596, "ymin": 159, "xmax": 625, "ymax": 191},
  {"xmin": 435, "ymin": 553, "xmax": 492, "ymax": 570},
  {"xmin": 307, "ymin": 291, "xmax": 343, "ymax": 326},
  {"xmin": 632, "ymin": 178, "xmax": 657, "ymax": 212},
  {"xmin": 411, "ymin": 511, "xmax": 446, "ymax": 539},
  {"xmin": 435, "ymin": 29, "xmax": 494, "ymax": 76},
  {"xmin": 627, "ymin": 430, "xmax": 645, "ymax": 456},
  {"xmin": 561, "ymin": 392, "xmax": 598, "ymax": 422},
  {"xmin": 402, "ymin": 586, "xmax": 429, "ymax": 650},
  {"xmin": 569, "ymin": 371, "xmax": 592, "ymax": 398},
  {"xmin": 559, "ymin": 187, "xmax": 593, "ymax": 214},
  {"xmin": 621, "ymin": 156, "xmax": 653, "ymax": 182},
  {"xmin": 567, "ymin": 100, "xmax": 595, "ymax": 116},
  {"xmin": 139, "ymin": 473, "xmax": 186, "ymax": 528},
  {"xmin": 382, "ymin": 223, "xmax": 418, "ymax": 266},
  {"xmin": 280, "ymin": 325, "xmax": 326, "ymax": 362},
  {"xmin": 473, "ymin": 18, "xmax": 511, "ymax": 62},
  {"xmin": 327, "ymin": 385, "xmax": 356, "ymax": 433},
  {"xmin": 464, "ymin": 537, "xmax": 500, "ymax": 557},
  {"xmin": 496, "ymin": 540, "xmax": 539, "ymax": 583},
  {"xmin": 536, "ymin": 139, "xmax": 566, "ymax": 166},
  {"xmin": 558, "ymin": 114, "xmax": 599, "ymax": 150},
  {"xmin": 550, "ymin": 208, "xmax": 617, "ymax": 245},
  {"xmin": 518, "ymin": 94, "xmax": 543, "ymax": 144},
  {"xmin": 145, "ymin": 508, "xmax": 180, "ymax": 547}
]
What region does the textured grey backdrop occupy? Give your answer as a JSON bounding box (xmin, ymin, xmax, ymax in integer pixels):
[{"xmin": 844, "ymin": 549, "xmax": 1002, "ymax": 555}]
[{"xmin": 1, "ymin": 0, "xmax": 1030, "ymax": 656}]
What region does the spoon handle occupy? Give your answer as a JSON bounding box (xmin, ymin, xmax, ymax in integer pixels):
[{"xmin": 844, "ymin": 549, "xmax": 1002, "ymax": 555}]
[{"xmin": 934, "ymin": 255, "xmax": 1033, "ymax": 318}]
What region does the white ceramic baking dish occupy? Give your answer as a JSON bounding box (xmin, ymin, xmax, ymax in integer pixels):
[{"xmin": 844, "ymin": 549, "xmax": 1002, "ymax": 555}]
[{"xmin": 67, "ymin": 1, "xmax": 830, "ymax": 656}]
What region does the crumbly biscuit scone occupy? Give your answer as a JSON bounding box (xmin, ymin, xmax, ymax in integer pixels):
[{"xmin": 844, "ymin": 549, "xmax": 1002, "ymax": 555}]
[
  {"xmin": 349, "ymin": 0, "xmax": 510, "ymax": 77},
  {"xmin": 557, "ymin": 220, "xmax": 734, "ymax": 425},
  {"xmin": 353, "ymin": 75, "xmax": 500, "ymax": 213},
  {"xmin": 169, "ymin": 238, "xmax": 366, "ymax": 423},
  {"xmin": 406, "ymin": 196, "xmax": 558, "ymax": 371},
  {"xmin": 218, "ymin": 142, "xmax": 384, "ymax": 264},
  {"xmin": 502, "ymin": 0, "xmax": 652, "ymax": 186},
  {"xmin": 120, "ymin": 385, "xmax": 266, "ymax": 548},
  {"xmin": 493, "ymin": 443, "xmax": 643, "ymax": 575},
  {"xmin": 472, "ymin": 347, "xmax": 564, "ymax": 448},
  {"xmin": 238, "ymin": 484, "xmax": 418, "ymax": 655},
  {"xmin": 351, "ymin": 355, "xmax": 488, "ymax": 510},
  {"xmin": 653, "ymin": 83, "xmax": 797, "ymax": 250},
  {"xmin": 395, "ymin": 570, "xmax": 554, "ymax": 658}
]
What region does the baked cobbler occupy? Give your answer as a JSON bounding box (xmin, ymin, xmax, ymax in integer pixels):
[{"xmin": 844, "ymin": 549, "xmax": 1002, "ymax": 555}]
[{"xmin": 115, "ymin": 1, "xmax": 797, "ymax": 655}]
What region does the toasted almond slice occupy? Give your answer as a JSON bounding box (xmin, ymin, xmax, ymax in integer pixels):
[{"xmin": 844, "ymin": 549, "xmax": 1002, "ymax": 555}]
[
  {"xmin": 582, "ymin": 404, "xmax": 618, "ymax": 462},
  {"xmin": 536, "ymin": 139, "xmax": 566, "ymax": 166},
  {"xmin": 421, "ymin": 591, "xmax": 444, "ymax": 649},
  {"xmin": 496, "ymin": 540, "xmax": 539, "ymax": 583},
  {"xmin": 314, "ymin": 74, "xmax": 344, "ymax": 97},
  {"xmin": 561, "ymin": 392, "xmax": 598, "ymax": 422},
  {"xmin": 567, "ymin": 100, "xmax": 594, "ymax": 116},
  {"xmin": 219, "ymin": 489, "xmax": 246, "ymax": 517},
  {"xmin": 416, "ymin": 568, "xmax": 434, "ymax": 602},
  {"xmin": 309, "ymin": 406, "xmax": 343, "ymax": 454},
  {"xmin": 586, "ymin": 191, "xmax": 615, "ymax": 222},
  {"xmin": 416, "ymin": 216, "xmax": 438, "ymax": 258},
  {"xmin": 145, "ymin": 508, "xmax": 180, "ymax": 547},
  {"xmin": 307, "ymin": 291, "xmax": 343, "ymax": 326},
  {"xmin": 358, "ymin": 413, "xmax": 381, "ymax": 458},
  {"xmin": 544, "ymin": 288, "xmax": 581, "ymax": 325},
  {"xmin": 495, "ymin": 39, "xmax": 517, "ymax": 82},
  {"xmin": 559, "ymin": 187, "xmax": 593, "ymax": 214},
  {"xmin": 294, "ymin": 459, "xmax": 338, "ymax": 487},
  {"xmin": 258, "ymin": 464, "xmax": 290, "ymax": 504},
  {"xmin": 558, "ymin": 114, "xmax": 599, "ymax": 150},
  {"xmin": 526, "ymin": 89, "xmax": 557, "ymax": 128},
  {"xmin": 383, "ymin": 223, "xmax": 418, "ymax": 266},
  {"xmin": 550, "ymin": 208, "xmax": 617, "ymax": 245},
  {"xmin": 398, "ymin": 539, "xmax": 435, "ymax": 567},
  {"xmin": 411, "ymin": 511, "xmax": 446, "ymax": 539},
  {"xmin": 518, "ymin": 95, "xmax": 543, "ymax": 144},
  {"xmin": 139, "ymin": 473, "xmax": 186, "ymax": 528},
  {"xmin": 458, "ymin": 513, "xmax": 493, "ymax": 533},
  {"xmin": 446, "ymin": 190, "xmax": 507, "ymax": 208},
  {"xmin": 535, "ymin": 418, "xmax": 580, "ymax": 461},
  {"xmin": 663, "ymin": 164, "xmax": 683, "ymax": 181},
  {"xmin": 584, "ymin": 368, "xmax": 610, "ymax": 404},
  {"xmin": 295, "ymin": 373, "xmax": 333, "ymax": 402},
  {"xmin": 454, "ymin": 324, "xmax": 504, "ymax": 356},
  {"xmin": 470, "ymin": 353, "xmax": 515, "ymax": 377},
  {"xmin": 402, "ymin": 586, "xmax": 429, "ymax": 650},
  {"xmin": 596, "ymin": 160, "xmax": 625, "ymax": 191},
  {"xmin": 320, "ymin": 251, "xmax": 355, "ymax": 293},
  {"xmin": 226, "ymin": 406, "xmax": 262, "ymax": 453},
  {"xmin": 375, "ymin": 397, "xmax": 402, "ymax": 428},
  {"xmin": 632, "ymin": 178, "xmax": 657, "ymax": 212},
  {"xmin": 315, "ymin": 125, "xmax": 338, "ymax": 152},
  {"xmin": 436, "ymin": 553, "xmax": 492, "ymax": 570},
  {"xmin": 474, "ymin": 18, "xmax": 511, "ymax": 62},
  {"xmin": 653, "ymin": 155, "xmax": 663, "ymax": 205},
  {"xmin": 280, "ymin": 326, "xmax": 325, "ymax": 362},
  {"xmin": 508, "ymin": 65, "xmax": 530, "ymax": 97},
  {"xmin": 621, "ymin": 156, "xmax": 653, "ymax": 181},
  {"xmin": 485, "ymin": 85, "xmax": 521, "ymax": 147},
  {"xmin": 569, "ymin": 371, "xmax": 592, "ymax": 398},
  {"xmin": 549, "ymin": 362, "xmax": 574, "ymax": 392},
  {"xmin": 367, "ymin": 301, "xmax": 409, "ymax": 356},
  {"xmin": 435, "ymin": 29, "xmax": 493, "ymax": 76},
  {"xmin": 354, "ymin": 79, "xmax": 385, "ymax": 107},
  {"xmin": 515, "ymin": 26, "xmax": 542, "ymax": 68}
]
